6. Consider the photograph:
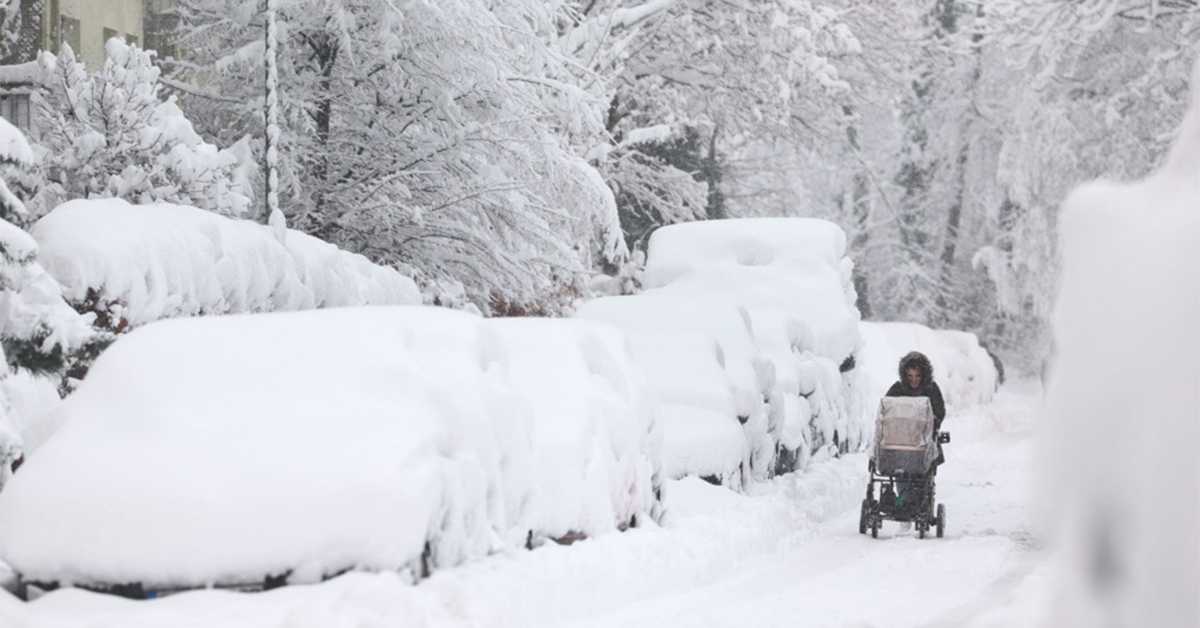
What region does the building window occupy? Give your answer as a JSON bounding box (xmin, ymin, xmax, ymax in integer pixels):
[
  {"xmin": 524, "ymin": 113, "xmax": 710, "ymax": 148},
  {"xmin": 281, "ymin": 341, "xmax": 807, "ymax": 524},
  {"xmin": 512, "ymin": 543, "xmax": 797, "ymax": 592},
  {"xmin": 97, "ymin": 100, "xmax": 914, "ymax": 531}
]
[
  {"xmin": 0, "ymin": 94, "xmax": 32, "ymax": 132},
  {"xmin": 58, "ymin": 15, "xmax": 80, "ymax": 55}
]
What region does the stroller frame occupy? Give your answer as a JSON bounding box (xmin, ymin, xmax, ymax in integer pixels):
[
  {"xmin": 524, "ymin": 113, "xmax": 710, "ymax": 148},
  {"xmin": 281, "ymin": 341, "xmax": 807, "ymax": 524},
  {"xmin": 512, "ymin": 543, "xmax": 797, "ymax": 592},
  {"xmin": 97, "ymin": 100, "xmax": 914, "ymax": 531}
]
[{"xmin": 859, "ymin": 431, "xmax": 949, "ymax": 539}]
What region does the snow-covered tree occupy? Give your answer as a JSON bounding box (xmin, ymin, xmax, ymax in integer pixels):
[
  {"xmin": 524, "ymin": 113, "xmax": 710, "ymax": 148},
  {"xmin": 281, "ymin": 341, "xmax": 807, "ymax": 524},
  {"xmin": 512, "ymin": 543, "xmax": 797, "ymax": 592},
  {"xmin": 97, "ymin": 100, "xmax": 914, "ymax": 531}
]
[
  {"xmin": 31, "ymin": 39, "xmax": 254, "ymax": 219},
  {"xmin": 0, "ymin": 0, "xmax": 41, "ymax": 64},
  {"xmin": 0, "ymin": 118, "xmax": 105, "ymax": 478},
  {"xmin": 560, "ymin": 0, "xmax": 860, "ymax": 251},
  {"xmin": 0, "ymin": 118, "xmax": 96, "ymax": 376},
  {"xmin": 171, "ymin": 0, "xmax": 624, "ymax": 313}
]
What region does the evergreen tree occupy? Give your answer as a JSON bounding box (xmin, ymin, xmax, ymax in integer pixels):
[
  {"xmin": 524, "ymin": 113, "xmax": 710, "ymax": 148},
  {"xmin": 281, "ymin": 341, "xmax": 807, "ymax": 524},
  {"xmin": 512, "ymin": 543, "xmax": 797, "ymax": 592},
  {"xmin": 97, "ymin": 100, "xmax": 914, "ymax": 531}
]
[{"xmin": 0, "ymin": 118, "xmax": 104, "ymax": 471}]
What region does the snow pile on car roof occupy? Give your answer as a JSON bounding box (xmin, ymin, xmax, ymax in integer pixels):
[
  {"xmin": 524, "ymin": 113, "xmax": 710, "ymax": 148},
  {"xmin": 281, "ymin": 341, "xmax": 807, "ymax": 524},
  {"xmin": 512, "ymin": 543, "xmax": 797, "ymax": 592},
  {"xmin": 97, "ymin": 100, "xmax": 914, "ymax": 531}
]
[
  {"xmin": 31, "ymin": 199, "xmax": 421, "ymax": 328},
  {"xmin": 579, "ymin": 217, "xmax": 863, "ymax": 484},
  {"xmin": 0, "ymin": 306, "xmax": 659, "ymax": 589}
]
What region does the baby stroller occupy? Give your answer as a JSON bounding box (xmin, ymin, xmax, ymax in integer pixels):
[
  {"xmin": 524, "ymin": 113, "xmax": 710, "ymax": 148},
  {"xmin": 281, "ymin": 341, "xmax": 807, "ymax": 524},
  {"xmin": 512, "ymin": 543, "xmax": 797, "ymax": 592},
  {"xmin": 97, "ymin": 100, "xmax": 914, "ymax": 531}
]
[{"xmin": 859, "ymin": 396, "xmax": 950, "ymax": 539}]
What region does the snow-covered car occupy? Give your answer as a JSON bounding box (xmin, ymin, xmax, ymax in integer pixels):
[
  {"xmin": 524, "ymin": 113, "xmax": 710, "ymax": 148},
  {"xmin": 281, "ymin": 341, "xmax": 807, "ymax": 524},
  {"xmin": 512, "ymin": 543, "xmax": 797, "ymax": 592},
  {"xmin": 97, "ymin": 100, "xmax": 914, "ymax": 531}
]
[
  {"xmin": 577, "ymin": 294, "xmax": 764, "ymax": 487},
  {"xmin": 0, "ymin": 306, "xmax": 660, "ymax": 598},
  {"xmin": 637, "ymin": 218, "xmax": 866, "ymax": 474}
]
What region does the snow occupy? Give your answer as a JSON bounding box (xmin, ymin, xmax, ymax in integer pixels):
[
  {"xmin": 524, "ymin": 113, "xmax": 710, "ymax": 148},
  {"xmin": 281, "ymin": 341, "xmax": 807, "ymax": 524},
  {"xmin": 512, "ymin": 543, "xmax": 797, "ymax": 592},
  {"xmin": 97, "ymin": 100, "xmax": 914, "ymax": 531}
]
[
  {"xmin": 619, "ymin": 124, "xmax": 673, "ymax": 148},
  {"xmin": 0, "ymin": 382, "xmax": 1042, "ymax": 628},
  {"xmin": 0, "ymin": 61, "xmax": 43, "ymax": 86},
  {"xmin": 1035, "ymin": 58, "xmax": 1200, "ymax": 628},
  {"xmin": 642, "ymin": 217, "xmax": 848, "ymax": 291},
  {"xmin": 0, "ymin": 118, "xmax": 33, "ymax": 167},
  {"xmin": 30, "ymin": 199, "xmax": 421, "ymax": 328},
  {"xmin": 0, "ymin": 307, "xmax": 660, "ymax": 590}
]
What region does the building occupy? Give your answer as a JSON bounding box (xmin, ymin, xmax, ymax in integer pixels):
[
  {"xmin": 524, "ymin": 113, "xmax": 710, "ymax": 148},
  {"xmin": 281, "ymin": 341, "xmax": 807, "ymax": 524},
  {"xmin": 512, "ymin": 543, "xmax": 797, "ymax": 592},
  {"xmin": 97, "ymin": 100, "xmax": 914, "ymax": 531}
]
[
  {"xmin": 1, "ymin": 1, "xmax": 146, "ymax": 69},
  {"xmin": 52, "ymin": 0, "xmax": 144, "ymax": 69},
  {"xmin": 0, "ymin": 0, "xmax": 179, "ymax": 133}
]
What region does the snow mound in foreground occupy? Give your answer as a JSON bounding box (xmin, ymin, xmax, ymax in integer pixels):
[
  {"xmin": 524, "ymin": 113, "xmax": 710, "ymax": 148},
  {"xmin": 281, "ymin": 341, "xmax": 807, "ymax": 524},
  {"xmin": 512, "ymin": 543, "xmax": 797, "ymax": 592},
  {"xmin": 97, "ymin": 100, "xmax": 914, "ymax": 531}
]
[
  {"xmin": 31, "ymin": 199, "xmax": 421, "ymax": 328},
  {"xmin": 1039, "ymin": 60, "xmax": 1200, "ymax": 628},
  {"xmin": 0, "ymin": 306, "xmax": 659, "ymax": 589}
]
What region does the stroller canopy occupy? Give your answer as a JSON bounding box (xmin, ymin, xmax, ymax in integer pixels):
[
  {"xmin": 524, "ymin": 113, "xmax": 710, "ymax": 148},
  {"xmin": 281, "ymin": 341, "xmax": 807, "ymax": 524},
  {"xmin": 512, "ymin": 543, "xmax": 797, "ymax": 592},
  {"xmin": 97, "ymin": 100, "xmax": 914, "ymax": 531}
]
[{"xmin": 874, "ymin": 396, "xmax": 937, "ymax": 475}]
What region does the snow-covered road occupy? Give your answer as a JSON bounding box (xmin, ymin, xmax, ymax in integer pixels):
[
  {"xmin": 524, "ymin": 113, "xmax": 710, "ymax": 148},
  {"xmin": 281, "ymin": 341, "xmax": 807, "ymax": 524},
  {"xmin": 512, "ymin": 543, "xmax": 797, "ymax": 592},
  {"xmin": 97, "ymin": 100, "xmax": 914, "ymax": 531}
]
[
  {"xmin": 4, "ymin": 382, "xmax": 1044, "ymax": 628},
  {"xmin": 568, "ymin": 383, "xmax": 1041, "ymax": 628}
]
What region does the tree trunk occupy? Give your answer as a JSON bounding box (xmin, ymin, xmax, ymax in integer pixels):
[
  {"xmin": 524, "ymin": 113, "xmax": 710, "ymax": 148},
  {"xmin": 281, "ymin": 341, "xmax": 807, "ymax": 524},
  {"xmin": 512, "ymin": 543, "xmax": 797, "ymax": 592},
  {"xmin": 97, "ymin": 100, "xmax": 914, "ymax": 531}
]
[
  {"xmin": 935, "ymin": 1, "xmax": 985, "ymax": 319},
  {"xmin": 309, "ymin": 32, "xmax": 339, "ymax": 216},
  {"xmin": 843, "ymin": 104, "xmax": 872, "ymax": 318},
  {"xmin": 704, "ymin": 124, "xmax": 726, "ymax": 220}
]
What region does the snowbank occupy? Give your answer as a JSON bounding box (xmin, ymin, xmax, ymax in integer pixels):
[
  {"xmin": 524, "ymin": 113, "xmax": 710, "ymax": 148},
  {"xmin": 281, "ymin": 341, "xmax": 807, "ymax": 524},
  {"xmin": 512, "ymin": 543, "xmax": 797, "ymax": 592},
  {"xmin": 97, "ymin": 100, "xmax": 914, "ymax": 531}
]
[
  {"xmin": 857, "ymin": 322, "xmax": 998, "ymax": 410},
  {"xmin": 580, "ymin": 217, "xmax": 863, "ymax": 482},
  {"xmin": 5, "ymin": 454, "xmax": 868, "ymax": 628},
  {"xmin": 1037, "ymin": 61, "xmax": 1200, "ymax": 628},
  {"xmin": 31, "ymin": 199, "xmax": 421, "ymax": 328},
  {"xmin": 0, "ymin": 307, "xmax": 659, "ymax": 590}
]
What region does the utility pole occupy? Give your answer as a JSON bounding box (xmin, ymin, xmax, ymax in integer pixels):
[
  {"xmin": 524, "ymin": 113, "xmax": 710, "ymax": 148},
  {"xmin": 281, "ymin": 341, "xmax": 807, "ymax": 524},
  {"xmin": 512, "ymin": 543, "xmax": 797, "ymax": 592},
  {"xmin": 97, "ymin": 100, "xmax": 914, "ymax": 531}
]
[{"xmin": 264, "ymin": 0, "xmax": 285, "ymax": 240}]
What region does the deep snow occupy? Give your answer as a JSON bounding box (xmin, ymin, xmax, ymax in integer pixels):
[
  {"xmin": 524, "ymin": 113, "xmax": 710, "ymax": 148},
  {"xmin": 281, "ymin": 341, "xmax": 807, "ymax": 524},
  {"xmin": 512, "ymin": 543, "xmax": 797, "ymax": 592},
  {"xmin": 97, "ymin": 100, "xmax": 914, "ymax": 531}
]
[
  {"xmin": 0, "ymin": 382, "xmax": 1043, "ymax": 628},
  {"xmin": 0, "ymin": 307, "xmax": 660, "ymax": 589}
]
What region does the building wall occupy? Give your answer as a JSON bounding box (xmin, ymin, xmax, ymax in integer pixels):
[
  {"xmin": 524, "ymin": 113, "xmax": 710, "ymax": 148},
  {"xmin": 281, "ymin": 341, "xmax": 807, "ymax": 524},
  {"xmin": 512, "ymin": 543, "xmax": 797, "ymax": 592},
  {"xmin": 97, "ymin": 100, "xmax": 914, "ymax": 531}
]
[{"xmin": 56, "ymin": 0, "xmax": 144, "ymax": 68}]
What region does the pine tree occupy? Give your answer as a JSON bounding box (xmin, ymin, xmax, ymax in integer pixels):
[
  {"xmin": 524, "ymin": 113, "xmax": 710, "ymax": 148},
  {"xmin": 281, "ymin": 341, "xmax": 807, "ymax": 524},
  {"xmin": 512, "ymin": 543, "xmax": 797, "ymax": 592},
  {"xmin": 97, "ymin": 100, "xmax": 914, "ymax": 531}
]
[
  {"xmin": 31, "ymin": 39, "xmax": 254, "ymax": 219},
  {"xmin": 0, "ymin": 118, "xmax": 104, "ymax": 471}
]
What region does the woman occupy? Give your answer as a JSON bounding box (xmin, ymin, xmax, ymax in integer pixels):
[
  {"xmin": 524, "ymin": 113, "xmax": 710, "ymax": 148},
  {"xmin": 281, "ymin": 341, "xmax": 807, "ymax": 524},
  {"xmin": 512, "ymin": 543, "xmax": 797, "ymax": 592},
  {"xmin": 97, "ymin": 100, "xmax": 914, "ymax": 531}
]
[{"xmin": 886, "ymin": 351, "xmax": 946, "ymax": 432}]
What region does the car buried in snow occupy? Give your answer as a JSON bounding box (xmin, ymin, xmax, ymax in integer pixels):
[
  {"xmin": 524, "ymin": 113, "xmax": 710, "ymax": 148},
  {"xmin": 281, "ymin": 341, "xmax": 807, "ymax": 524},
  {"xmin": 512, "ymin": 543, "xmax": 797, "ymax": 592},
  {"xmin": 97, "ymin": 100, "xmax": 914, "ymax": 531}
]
[{"xmin": 0, "ymin": 306, "xmax": 661, "ymax": 599}]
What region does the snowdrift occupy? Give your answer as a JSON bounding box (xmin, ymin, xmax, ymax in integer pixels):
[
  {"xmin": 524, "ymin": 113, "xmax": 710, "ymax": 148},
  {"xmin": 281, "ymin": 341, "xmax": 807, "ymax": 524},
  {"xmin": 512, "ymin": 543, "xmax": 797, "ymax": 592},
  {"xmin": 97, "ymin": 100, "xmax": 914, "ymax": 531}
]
[
  {"xmin": 579, "ymin": 217, "xmax": 863, "ymax": 483},
  {"xmin": 856, "ymin": 322, "xmax": 998, "ymax": 409},
  {"xmin": 31, "ymin": 199, "xmax": 421, "ymax": 328},
  {"xmin": 0, "ymin": 307, "xmax": 660, "ymax": 590},
  {"xmin": 1038, "ymin": 60, "xmax": 1200, "ymax": 628}
]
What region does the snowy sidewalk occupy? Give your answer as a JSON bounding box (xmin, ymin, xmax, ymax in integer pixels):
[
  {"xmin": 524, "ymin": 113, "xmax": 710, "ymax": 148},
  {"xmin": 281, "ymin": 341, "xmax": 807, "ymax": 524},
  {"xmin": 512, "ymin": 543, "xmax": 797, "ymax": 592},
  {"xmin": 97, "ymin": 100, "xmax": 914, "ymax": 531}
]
[{"xmin": 3, "ymin": 384, "xmax": 1041, "ymax": 628}]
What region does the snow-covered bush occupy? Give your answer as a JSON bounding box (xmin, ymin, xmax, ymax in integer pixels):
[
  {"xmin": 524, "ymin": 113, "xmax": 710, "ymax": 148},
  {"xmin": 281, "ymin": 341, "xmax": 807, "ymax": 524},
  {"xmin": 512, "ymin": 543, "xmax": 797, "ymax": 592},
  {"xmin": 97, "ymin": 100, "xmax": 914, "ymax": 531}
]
[
  {"xmin": 31, "ymin": 40, "xmax": 253, "ymax": 219},
  {"xmin": 0, "ymin": 306, "xmax": 660, "ymax": 590},
  {"xmin": 856, "ymin": 322, "xmax": 998, "ymax": 414},
  {"xmin": 31, "ymin": 198, "xmax": 421, "ymax": 330}
]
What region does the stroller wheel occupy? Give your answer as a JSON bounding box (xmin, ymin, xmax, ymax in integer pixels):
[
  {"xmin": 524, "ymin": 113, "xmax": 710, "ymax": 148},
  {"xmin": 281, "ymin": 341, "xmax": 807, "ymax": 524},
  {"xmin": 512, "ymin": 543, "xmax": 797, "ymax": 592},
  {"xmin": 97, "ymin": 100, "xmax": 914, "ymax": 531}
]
[
  {"xmin": 936, "ymin": 504, "xmax": 946, "ymax": 538},
  {"xmin": 859, "ymin": 499, "xmax": 870, "ymax": 535},
  {"xmin": 870, "ymin": 518, "xmax": 879, "ymax": 538}
]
